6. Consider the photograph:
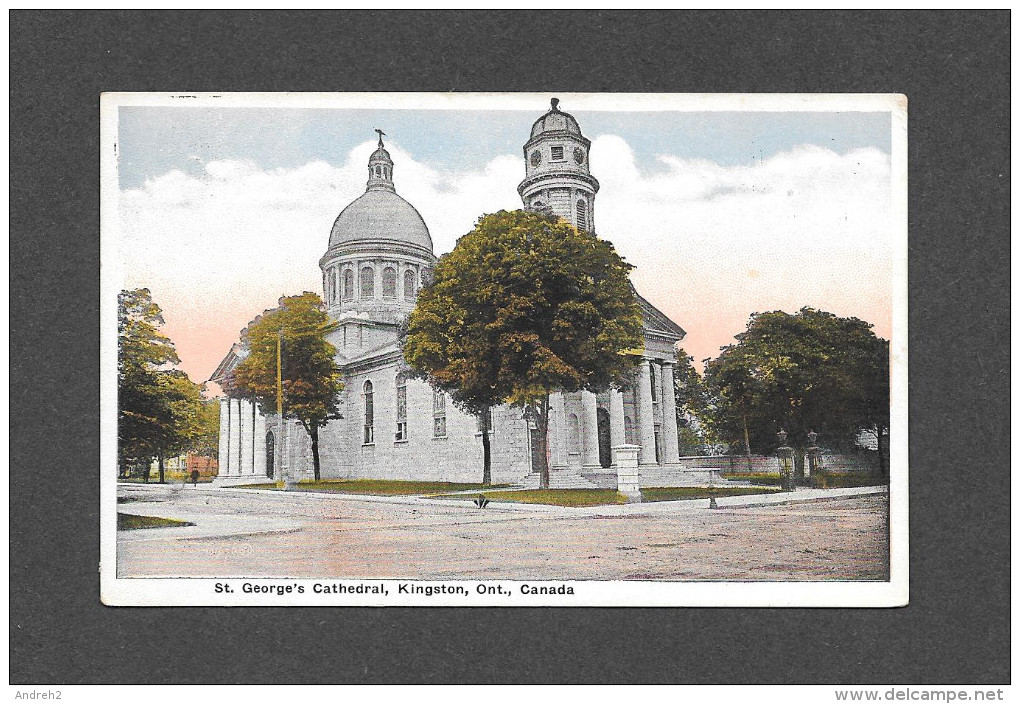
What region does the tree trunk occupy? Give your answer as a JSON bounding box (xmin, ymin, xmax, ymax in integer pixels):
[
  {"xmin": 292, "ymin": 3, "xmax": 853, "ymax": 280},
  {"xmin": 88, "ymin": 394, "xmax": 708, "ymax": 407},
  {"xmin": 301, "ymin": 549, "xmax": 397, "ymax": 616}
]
[
  {"xmin": 537, "ymin": 392, "xmax": 551, "ymax": 490},
  {"xmin": 480, "ymin": 408, "xmax": 492, "ymax": 486},
  {"xmin": 309, "ymin": 424, "xmax": 321, "ymax": 482},
  {"xmin": 157, "ymin": 453, "xmax": 165, "ymax": 484},
  {"xmin": 142, "ymin": 459, "xmax": 150, "ymax": 483},
  {"xmin": 742, "ymin": 411, "xmax": 753, "ymax": 472}
]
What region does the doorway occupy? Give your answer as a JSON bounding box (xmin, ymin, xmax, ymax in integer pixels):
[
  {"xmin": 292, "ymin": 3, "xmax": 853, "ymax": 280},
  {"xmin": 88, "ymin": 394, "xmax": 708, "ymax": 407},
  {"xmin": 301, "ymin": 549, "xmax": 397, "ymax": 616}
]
[
  {"xmin": 265, "ymin": 431, "xmax": 275, "ymax": 478},
  {"xmin": 596, "ymin": 407, "xmax": 612, "ymax": 468}
]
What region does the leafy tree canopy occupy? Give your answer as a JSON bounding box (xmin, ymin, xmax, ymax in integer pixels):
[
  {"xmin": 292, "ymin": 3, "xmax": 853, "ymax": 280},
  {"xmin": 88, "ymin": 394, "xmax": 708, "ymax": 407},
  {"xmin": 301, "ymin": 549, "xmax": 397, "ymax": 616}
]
[
  {"xmin": 228, "ymin": 292, "xmax": 343, "ymax": 481},
  {"xmin": 403, "ymin": 209, "xmax": 643, "ymax": 488},
  {"xmin": 404, "ymin": 209, "xmax": 643, "ymax": 406},
  {"xmin": 703, "ymin": 307, "xmax": 889, "ymax": 456},
  {"xmin": 117, "ymin": 288, "xmax": 206, "ymax": 479}
]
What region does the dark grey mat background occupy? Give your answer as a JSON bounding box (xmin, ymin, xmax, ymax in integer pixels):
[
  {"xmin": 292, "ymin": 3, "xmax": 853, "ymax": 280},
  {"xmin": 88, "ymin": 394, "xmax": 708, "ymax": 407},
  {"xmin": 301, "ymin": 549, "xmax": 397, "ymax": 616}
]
[{"xmin": 10, "ymin": 10, "xmax": 1009, "ymax": 684}]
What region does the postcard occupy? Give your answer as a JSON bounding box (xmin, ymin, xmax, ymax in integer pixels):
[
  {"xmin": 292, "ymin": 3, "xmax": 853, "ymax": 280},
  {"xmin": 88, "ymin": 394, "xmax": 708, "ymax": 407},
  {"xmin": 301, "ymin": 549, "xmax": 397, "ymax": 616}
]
[{"xmin": 101, "ymin": 92, "xmax": 907, "ymax": 606}]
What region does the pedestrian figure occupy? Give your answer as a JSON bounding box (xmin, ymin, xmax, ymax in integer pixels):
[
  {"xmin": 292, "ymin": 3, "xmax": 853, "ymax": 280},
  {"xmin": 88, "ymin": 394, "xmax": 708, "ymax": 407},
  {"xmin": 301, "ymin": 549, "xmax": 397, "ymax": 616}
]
[{"xmin": 190, "ymin": 469, "xmax": 200, "ymax": 487}]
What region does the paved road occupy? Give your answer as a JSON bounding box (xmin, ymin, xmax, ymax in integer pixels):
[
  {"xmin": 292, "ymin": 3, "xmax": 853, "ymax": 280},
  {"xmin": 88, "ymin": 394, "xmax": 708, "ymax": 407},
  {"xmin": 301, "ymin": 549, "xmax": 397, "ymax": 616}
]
[{"xmin": 117, "ymin": 485, "xmax": 889, "ymax": 581}]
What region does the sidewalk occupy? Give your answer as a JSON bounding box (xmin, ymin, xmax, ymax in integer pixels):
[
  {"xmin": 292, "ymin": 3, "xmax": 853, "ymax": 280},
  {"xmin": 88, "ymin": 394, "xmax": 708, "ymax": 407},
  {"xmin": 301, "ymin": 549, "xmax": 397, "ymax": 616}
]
[{"xmin": 118, "ymin": 481, "xmax": 887, "ymax": 517}]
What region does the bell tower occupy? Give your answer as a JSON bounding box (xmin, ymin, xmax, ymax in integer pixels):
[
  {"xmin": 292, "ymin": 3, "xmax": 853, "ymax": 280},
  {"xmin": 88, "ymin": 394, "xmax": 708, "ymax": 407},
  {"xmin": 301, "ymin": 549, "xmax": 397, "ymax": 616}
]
[{"xmin": 518, "ymin": 98, "xmax": 599, "ymax": 232}]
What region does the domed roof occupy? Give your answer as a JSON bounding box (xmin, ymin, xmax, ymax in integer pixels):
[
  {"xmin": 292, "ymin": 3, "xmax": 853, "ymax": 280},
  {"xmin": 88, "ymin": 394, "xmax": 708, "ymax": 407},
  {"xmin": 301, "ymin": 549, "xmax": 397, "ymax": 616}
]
[
  {"xmin": 369, "ymin": 145, "xmax": 392, "ymax": 163},
  {"xmin": 328, "ymin": 189, "xmax": 433, "ymax": 252},
  {"xmin": 530, "ymin": 97, "xmax": 583, "ymax": 138}
]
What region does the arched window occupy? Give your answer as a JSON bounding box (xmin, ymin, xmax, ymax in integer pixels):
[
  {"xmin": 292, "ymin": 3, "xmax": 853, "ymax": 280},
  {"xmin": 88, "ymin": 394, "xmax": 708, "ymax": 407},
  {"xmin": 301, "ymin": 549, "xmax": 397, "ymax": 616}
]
[
  {"xmin": 363, "ymin": 380, "xmax": 374, "ymax": 444},
  {"xmin": 576, "ymin": 199, "xmax": 588, "ymax": 231},
  {"xmin": 375, "ymin": 165, "xmax": 381, "ymax": 177},
  {"xmin": 382, "ymin": 267, "xmax": 397, "ymax": 298},
  {"xmin": 332, "ymin": 268, "xmax": 340, "ymax": 304},
  {"xmin": 360, "ymin": 266, "xmax": 375, "ymax": 299},
  {"xmin": 343, "ymin": 269, "xmax": 354, "ymax": 300},
  {"xmin": 395, "ymin": 373, "xmax": 407, "ymax": 441},
  {"xmin": 433, "ymin": 390, "xmax": 446, "ymax": 438},
  {"xmin": 403, "ymin": 269, "xmax": 417, "ymax": 299}
]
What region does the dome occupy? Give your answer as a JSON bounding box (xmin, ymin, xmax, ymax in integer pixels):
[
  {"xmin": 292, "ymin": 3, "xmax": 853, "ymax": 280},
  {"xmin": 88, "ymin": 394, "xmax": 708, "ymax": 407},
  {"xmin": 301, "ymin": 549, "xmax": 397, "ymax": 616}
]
[
  {"xmin": 328, "ymin": 189, "xmax": 433, "ymax": 252},
  {"xmin": 530, "ymin": 97, "xmax": 583, "ymax": 139},
  {"xmin": 369, "ymin": 145, "xmax": 392, "ymax": 163}
]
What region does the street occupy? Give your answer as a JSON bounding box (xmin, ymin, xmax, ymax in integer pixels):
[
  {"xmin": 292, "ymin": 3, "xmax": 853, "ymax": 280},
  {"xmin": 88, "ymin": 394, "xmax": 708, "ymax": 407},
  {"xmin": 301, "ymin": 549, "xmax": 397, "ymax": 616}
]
[{"xmin": 117, "ymin": 485, "xmax": 889, "ymax": 581}]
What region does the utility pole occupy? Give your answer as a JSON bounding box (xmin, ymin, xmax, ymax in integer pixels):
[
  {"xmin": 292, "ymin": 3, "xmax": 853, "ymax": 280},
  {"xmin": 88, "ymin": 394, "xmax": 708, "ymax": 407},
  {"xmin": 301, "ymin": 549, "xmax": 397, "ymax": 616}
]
[{"xmin": 276, "ymin": 328, "xmax": 284, "ymax": 417}]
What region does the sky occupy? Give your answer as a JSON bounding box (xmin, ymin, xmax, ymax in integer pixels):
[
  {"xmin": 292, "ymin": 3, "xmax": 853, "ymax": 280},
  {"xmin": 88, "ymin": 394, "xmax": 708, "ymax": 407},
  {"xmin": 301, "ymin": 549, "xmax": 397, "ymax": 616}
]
[{"xmin": 113, "ymin": 97, "xmax": 896, "ymax": 390}]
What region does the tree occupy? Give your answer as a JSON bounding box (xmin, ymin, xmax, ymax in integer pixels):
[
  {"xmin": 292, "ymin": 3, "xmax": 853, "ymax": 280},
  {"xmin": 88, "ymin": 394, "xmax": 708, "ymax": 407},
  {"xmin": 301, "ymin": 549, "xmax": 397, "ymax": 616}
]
[
  {"xmin": 150, "ymin": 370, "xmax": 208, "ymax": 483},
  {"xmin": 227, "ymin": 293, "xmax": 343, "ymax": 482},
  {"xmin": 703, "ymin": 307, "xmax": 890, "ymax": 476},
  {"xmin": 403, "ymin": 209, "xmax": 643, "ymax": 489},
  {"xmin": 118, "ymin": 288, "xmax": 206, "ymax": 481},
  {"xmin": 672, "ymin": 349, "xmax": 713, "ymax": 455}
]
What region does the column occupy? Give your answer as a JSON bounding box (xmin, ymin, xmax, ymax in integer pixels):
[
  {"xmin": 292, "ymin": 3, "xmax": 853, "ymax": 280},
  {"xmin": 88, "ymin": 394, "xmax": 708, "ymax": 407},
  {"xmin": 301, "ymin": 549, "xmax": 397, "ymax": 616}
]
[
  {"xmin": 218, "ymin": 398, "xmax": 230, "ymax": 477},
  {"xmin": 549, "ymin": 391, "xmax": 566, "ymax": 468},
  {"xmin": 228, "ymin": 399, "xmax": 242, "ymax": 477},
  {"xmin": 239, "ymin": 400, "xmax": 254, "ymax": 474},
  {"xmin": 636, "ymin": 360, "xmax": 657, "ymax": 465},
  {"xmin": 659, "ymin": 361, "xmax": 680, "ymax": 463},
  {"xmin": 283, "ymin": 419, "xmax": 293, "ymax": 484},
  {"xmin": 581, "ymin": 390, "xmax": 600, "ymax": 467},
  {"xmin": 609, "ymin": 388, "xmax": 626, "ymax": 458},
  {"xmin": 253, "ymin": 405, "xmax": 267, "ymax": 477}
]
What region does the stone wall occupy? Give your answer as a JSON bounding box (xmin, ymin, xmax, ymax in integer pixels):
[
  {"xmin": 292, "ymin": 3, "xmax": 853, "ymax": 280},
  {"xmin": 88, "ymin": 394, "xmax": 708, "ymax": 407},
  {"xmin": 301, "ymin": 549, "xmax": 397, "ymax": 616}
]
[{"xmin": 278, "ymin": 362, "xmax": 533, "ymax": 485}]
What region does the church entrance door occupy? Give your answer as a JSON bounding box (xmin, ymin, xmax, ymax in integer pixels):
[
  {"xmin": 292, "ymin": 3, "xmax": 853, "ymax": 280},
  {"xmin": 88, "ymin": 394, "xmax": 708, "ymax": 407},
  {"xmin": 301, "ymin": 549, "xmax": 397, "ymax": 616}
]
[
  {"xmin": 265, "ymin": 431, "xmax": 275, "ymax": 478},
  {"xmin": 596, "ymin": 408, "xmax": 612, "ymax": 468}
]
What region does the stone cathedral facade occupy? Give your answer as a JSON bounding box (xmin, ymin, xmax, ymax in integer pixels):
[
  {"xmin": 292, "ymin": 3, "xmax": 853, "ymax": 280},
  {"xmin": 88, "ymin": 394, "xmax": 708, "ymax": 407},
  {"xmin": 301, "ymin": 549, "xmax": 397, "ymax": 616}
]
[{"xmin": 211, "ymin": 99, "xmax": 689, "ymax": 488}]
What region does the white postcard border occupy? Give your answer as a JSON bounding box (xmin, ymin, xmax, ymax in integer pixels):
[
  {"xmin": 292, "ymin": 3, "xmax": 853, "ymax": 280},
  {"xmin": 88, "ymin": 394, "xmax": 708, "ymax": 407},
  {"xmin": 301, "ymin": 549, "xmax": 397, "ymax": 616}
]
[{"xmin": 99, "ymin": 92, "xmax": 908, "ymax": 607}]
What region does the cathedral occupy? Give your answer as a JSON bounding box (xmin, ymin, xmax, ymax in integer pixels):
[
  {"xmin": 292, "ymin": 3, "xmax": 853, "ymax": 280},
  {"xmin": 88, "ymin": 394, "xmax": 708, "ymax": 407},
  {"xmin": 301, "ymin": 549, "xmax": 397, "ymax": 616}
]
[{"xmin": 211, "ymin": 99, "xmax": 689, "ymax": 488}]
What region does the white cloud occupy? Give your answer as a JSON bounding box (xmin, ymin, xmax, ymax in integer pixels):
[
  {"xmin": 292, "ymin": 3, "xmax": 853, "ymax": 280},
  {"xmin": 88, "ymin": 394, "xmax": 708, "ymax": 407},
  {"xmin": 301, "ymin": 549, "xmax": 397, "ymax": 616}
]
[{"xmin": 118, "ymin": 135, "xmax": 893, "ymax": 379}]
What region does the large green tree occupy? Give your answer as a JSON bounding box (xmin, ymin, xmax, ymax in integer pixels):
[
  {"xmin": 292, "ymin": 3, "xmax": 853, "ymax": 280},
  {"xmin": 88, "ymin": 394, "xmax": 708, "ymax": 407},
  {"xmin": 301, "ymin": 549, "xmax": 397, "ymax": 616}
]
[
  {"xmin": 703, "ymin": 307, "xmax": 890, "ymax": 476},
  {"xmin": 118, "ymin": 288, "xmax": 206, "ymax": 481},
  {"xmin": 227, "ymin": 293, "xmax": 343, "ymax": 481},
  {"xmin": 671, "ymin": 349, "xmax": 715, "ymax": 456},
  {"xmin": 403, "ymin": 209, "xmax": 643, "ymax": 489}
]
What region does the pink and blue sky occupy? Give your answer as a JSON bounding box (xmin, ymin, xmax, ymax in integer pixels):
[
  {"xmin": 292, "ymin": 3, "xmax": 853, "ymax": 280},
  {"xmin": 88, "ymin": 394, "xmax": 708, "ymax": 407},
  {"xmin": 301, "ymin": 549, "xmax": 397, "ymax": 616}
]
[{"xmin": 114, "ymin": 96, "xmax": 895, "ymax": 391}]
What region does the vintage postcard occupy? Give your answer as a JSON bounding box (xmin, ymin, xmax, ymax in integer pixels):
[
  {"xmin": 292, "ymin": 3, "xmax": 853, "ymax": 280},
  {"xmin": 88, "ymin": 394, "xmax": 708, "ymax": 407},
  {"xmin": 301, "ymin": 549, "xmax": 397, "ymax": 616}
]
[{"xmin": 100, "ymin": 92, "xmax": 907, "ymax": 606}]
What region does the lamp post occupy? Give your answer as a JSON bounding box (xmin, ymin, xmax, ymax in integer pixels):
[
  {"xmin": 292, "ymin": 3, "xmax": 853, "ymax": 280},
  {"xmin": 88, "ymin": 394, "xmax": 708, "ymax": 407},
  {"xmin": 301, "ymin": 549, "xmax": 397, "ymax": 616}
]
[
  {"xmin": 776, "ymin": 428, "xmax": 795, "ymax": 491},
  {"xmin": 806, "ymin": 430, "xmax": 820, "ymax": 488}
]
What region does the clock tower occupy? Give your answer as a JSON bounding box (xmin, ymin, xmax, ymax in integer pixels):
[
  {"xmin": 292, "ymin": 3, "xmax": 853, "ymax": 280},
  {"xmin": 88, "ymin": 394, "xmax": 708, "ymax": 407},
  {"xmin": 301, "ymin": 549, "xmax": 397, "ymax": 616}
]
[{"xmin": 518, "ymin": 98, "xmax": 599, "ymax": 232}]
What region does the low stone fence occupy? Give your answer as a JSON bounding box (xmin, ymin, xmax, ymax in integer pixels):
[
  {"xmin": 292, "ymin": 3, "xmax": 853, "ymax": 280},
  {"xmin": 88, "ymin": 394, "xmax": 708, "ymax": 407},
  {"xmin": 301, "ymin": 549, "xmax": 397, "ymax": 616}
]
[{"xmin": 679, "ymin": 453, "xmax": 881, "ymax": 475}]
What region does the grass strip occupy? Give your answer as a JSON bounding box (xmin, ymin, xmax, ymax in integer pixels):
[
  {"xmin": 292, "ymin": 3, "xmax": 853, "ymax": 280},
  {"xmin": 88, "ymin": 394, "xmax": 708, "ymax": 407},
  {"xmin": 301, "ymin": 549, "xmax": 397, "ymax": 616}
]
[
  {"xmin": 117, "ymin": 513, "xmax": 195, "ymax": 531},
  {"xmin": 234, "ymin": 479, "xmax": 512, "ymax": 495}
]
